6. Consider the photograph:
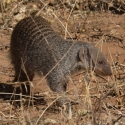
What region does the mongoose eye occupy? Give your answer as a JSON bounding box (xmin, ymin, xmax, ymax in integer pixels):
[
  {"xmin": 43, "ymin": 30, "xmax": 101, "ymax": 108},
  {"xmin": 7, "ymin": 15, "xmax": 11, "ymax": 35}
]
[{"xmin": 98, "ymin": 60, "xmax": 104, "ymax": 65}]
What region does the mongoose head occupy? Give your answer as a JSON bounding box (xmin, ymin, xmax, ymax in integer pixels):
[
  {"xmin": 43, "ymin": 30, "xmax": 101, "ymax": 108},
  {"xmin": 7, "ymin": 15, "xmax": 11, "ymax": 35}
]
[{"xmin": 79, "ymin": 45, "xmax": 112, "ymax": 76}]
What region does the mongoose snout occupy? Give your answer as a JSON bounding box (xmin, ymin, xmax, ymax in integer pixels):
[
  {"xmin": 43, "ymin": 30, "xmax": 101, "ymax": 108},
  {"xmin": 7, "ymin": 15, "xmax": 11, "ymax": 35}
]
[{"xmin": 78, "ymin": 44, "xmax": 112, "ymax": 76}]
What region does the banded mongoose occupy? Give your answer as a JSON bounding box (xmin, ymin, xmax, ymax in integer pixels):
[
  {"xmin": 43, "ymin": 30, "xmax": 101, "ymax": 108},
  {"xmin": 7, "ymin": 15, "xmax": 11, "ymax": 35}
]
[{"xmin": 10, "ymin": 16, "xmax": 112, "ymax": 105}]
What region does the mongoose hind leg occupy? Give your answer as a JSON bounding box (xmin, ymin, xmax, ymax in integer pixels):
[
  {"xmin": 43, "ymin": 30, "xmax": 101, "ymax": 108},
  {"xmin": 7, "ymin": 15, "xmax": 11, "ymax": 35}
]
[
  {"xmin": 13, "ymin": 63, "xmax": 34, "ymax": 95},
  {"xmin": 13, "ymin": 60, "xmax": 34, "ymax": 82}
]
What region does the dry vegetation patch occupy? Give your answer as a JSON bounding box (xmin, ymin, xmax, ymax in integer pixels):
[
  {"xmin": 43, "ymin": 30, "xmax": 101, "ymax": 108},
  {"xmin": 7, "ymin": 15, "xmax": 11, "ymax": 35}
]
[{"xmin": 0, "ymin": 0, "xmax": 125, "ymax": 124}]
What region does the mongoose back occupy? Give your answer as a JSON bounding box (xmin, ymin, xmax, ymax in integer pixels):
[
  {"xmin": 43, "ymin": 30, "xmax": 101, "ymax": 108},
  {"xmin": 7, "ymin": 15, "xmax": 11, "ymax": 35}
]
[{"xmin": 10, "ymin": 16, "xmax": 112, "ymax": 105}]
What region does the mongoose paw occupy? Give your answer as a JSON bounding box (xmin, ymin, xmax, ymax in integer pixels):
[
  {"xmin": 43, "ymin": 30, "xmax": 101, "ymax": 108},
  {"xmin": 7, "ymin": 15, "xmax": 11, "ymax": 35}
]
[{"xmin": 56, "ymin": 96, "xmax": 72, "ymax": 119}]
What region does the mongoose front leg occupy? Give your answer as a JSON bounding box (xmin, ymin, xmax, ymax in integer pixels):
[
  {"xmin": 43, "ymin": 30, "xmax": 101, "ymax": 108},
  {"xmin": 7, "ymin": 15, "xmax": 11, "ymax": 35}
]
[{"xmin": 46, "ymin": 71, "xmax": 72, "ymax": 118}]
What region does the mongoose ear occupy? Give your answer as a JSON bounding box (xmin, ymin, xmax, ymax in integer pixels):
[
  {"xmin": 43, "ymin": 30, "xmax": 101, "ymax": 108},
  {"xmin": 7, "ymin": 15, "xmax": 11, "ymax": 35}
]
[{"xmin": 79, "ymin": 46, "xmax": 85, "ymax": 62}]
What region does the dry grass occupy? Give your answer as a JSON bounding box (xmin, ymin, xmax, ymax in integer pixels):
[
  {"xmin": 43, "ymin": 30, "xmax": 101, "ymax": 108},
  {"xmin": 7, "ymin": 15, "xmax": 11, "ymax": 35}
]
[{"xmin": 0, "ymin": 0, "xmax": 125, "ymax": 125}]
